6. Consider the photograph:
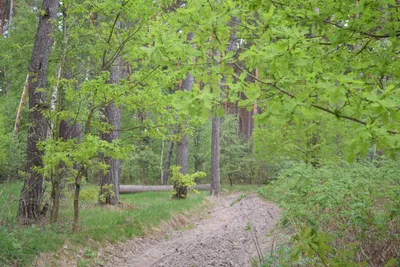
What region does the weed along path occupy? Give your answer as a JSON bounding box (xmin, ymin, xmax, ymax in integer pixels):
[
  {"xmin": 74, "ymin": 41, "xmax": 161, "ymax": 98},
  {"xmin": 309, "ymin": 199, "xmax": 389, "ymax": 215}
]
[{"xmin": 103, "ymin": 193, "xmax": 281, "ymax": 267}]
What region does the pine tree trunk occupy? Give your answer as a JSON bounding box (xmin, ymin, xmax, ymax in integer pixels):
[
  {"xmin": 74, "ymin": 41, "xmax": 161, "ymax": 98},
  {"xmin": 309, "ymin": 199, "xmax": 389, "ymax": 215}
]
[
  {"xmin": 99, "ymin": 62, "xmax": 123, "ymax": 205},
  {"xmin": 0, "ymin": 0, "xmax": 4, "ymax": 36},
  {"xmin": 17, "ymin": 0, "xmax": 59, "ymax": 224},
  {"xmin": 162, "ymin": 139, "xmax": 174, "ymax": 185},
  {"xmin": 210, "ymin": 115, "xmax": 221, "ymax": 197},
  {"xmin": 210, "ymin": 18, "xmax": 239, "ymax": 197}
]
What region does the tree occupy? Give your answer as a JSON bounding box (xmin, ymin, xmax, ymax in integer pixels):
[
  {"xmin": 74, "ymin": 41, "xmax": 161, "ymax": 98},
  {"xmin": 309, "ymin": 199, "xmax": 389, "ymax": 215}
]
[
  {"xmin": 173, "ymin": 32, "xmax": 194, "ymax": 198},
  {"xmin": 210, "ymin": 113, "xmax": 220, "ymax": 196},
  {"xmin": 98, "ymin": 61, "xmax": 123, "ymax": 205},
  {"xmin": 162, "ymin": 139, "xmax": 174, "ymax": 185},
  {"xmin": 17, "ymin": 0, "xmax": 59, "ymax": 223}
]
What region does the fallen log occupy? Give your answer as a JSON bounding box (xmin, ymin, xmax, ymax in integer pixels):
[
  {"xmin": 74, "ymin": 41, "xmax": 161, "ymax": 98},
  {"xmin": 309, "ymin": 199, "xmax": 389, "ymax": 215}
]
[{"xmin": 120, "ymin": 184, "xmax": 211, "ymax": 194}]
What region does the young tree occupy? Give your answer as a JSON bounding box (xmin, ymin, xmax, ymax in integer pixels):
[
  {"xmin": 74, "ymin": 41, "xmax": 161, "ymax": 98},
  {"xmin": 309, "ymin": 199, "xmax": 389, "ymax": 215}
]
[{"xmin": 173, "ymin": 34, "xmax": 194, "ymax": 198}]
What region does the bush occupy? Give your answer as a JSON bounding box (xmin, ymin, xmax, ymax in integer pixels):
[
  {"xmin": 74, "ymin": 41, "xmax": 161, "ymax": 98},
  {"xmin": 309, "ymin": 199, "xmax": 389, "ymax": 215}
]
[
  {"xmin": 170, "ymin": 165, "xmax": 206, "ymax": 199},
  {"xmin": 259, "ymin": 160, "xmax": 400, "ymax": 266}
]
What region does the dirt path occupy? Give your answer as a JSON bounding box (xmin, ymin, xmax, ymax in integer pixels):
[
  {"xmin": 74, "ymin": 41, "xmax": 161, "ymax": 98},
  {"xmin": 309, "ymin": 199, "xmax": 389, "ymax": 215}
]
[{"xmin": 102, "ymin": 193, "xmax": 281, "ymax": 267}]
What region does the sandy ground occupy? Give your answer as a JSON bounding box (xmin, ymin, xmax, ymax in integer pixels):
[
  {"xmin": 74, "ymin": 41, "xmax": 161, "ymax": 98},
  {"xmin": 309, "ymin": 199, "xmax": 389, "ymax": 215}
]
[{"xmin": 101, "ymin": 193, "xmax": 281, "ymax": 267}]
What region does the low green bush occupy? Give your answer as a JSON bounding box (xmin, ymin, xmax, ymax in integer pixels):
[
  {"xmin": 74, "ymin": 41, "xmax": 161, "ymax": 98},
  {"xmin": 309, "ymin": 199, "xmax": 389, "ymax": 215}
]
[{"xmin": 259, "ymin": 160, "xmax": 400, "ymax": 266}]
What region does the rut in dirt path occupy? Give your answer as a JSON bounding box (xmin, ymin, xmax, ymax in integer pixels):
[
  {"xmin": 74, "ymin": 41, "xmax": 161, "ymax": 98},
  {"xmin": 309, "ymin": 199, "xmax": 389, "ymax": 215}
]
[{"xmin": 103, "ymin": 193, "xmax": 281, "ymax": 267}]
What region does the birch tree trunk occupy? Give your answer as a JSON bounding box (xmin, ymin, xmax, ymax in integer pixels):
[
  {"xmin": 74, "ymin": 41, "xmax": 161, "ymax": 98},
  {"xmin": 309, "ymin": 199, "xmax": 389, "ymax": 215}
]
[{"xmin": 17, "ymin": 0, "xmax": 59, "ymax": 223}]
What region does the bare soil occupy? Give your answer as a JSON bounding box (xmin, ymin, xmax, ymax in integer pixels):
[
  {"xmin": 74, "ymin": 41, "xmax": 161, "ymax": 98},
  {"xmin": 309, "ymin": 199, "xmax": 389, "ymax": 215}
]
[{"xmin": 101, "ymin": 193, "xmax": 281, "ymax": 267}]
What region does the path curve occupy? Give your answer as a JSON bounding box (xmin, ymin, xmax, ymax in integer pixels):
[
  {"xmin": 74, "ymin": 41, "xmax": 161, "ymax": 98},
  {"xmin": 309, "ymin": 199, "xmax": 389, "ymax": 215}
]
[{"xmin": 103, "ymin": 193, "xmax": 281, "ymax": 267}]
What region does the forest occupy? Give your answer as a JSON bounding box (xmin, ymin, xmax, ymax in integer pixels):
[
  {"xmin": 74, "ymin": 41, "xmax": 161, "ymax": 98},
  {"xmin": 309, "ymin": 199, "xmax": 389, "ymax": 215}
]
[{"xmin": 0, "ymin": 0, "xmax": 399, "ymax": 266}]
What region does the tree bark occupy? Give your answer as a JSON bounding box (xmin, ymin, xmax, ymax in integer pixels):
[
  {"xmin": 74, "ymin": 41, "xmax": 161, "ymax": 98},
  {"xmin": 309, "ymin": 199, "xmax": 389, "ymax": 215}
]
[
  {"xmin": 176, "ymin": 125, "xmax": 189, "ymax": 174},
  {"xmin": 0, "ymin": 0, "xmax": 4, "ymax": 36},
  {"xmin": 210, "ymin": 115, "xmax": 221, "ymax": 197},
  {"xmin": 160, "ymin": 139, "xmax": 165, "ymax": 184},
  {"xmin": 98, "ymin": 62, "xmax": 123, "ymax": 205},
  {"xmin": 17, "ymin": 0, "xmax": 59, "ymax": 223},
  {"xmin": 173, "ymin": 32, "xmax": 194, "ymax": 199},
  {"xmin": 162, "ymin": 139, "xmax": 174, "ymax": 185}
]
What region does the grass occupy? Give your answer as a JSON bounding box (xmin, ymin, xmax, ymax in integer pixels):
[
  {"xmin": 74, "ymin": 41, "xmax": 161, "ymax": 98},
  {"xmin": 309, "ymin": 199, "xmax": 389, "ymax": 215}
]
[{"xmin": 0, "ymin": 182, "xmax": 209, "ymax": 266}]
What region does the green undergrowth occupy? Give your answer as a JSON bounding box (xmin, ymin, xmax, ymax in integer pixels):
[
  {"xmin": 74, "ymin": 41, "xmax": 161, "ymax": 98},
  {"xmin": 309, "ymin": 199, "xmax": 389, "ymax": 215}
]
[
  {"xmin": 0, "ymin": 183, "xmax": 208, "ymax": 266},
  {"xmin": 259, "ymin": 160, "xmax": 400, "ymax": 266}
]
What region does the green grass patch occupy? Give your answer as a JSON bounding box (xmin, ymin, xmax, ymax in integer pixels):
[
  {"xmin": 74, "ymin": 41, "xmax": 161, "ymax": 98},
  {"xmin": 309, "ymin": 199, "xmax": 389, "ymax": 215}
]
[{"xmin": 0, "ymin": 183, "xmax": 208, "ymax": 266}]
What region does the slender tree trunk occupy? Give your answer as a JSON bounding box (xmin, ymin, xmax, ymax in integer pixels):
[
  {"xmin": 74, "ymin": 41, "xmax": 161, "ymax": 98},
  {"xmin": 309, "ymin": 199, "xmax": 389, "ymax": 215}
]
[
  {"xmin": 73, "ymin": 167, "xmax": 83, "ymax": 232},
  {"xmin": 210, "ymin": 18, "xmax": 239, "ymax": 197},
  {"xmin": 173, "ymin": 32, "xmax": 194, "ymax": 199},
  {"xmin": 17, "ymin": 0, "xmax": 59, "ymax": 224},
  {"xmin": 210, "ymin": 115, "xmax": 221, "ymax": 197},
  {"xmin": 162, "ymin": 139, "xmax": 174, "ymax": 185},
  {"xmin": 50, "ymin": 8, "xmax": 68, "ymax": 223},
  {"xmin": 13, "ymin": 75, "xmax": 29, "ymax": 135},
  {"xmin": 98, "ymin": 62, "xmax": 123, "ymax": 205},
  {"xmin": 160, "ymin": 139, "xmax": 164, "ymax": 184}
]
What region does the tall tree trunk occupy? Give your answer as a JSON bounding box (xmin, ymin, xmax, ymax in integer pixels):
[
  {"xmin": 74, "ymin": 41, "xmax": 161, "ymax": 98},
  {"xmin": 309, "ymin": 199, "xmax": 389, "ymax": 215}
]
[
  {"xmin": 210, "ymin": 18, "xmax": 239, "ymax": 197},
  {"xmin": 173, "ymin": 32, "xmax": 194, "ymax": 199},
  {"xmin": 162, "ymin": 139, "xmax": 174, "ymax": 185},
  {"xmin": 210, "ymin": 115, "xmax": 221, "ymax": 197},
  {"xmin": 17, "ymin": 0, "xmax": 59, "ymax": 223},
  {"xmin": 98, "ymin": 62, "xmax": 123, "ymax": 205},
  {"xmin": 50, "ymin": 7, "xmax": 68, "ymax": 223}
]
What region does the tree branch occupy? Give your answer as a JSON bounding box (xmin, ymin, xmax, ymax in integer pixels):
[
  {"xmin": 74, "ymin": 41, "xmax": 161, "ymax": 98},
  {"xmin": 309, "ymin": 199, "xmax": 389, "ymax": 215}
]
[{"xmin": 233, "ymin": 63, "xmax": 399, "ymax": 135}]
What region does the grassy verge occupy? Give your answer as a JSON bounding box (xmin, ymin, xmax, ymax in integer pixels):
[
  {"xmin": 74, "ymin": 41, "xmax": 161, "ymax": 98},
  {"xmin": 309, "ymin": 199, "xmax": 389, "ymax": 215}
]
[
  {"xmin": 0, "ymin": 183, "xmax": 208, "ymax": 266},
  {"xmin": 259, "ymin": 161, "xmax": 400, "ymax": 267}
]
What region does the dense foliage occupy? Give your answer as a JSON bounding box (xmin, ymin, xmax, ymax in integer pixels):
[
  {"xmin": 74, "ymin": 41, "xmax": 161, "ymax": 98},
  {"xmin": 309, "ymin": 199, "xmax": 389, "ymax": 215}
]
[
  {"xmin": 260, "ymin": 161, "xmax": 400, "ymax": 266},
  {"xmin": 0, "ymin": 0, "xmax": 399, "ymax": 265}
]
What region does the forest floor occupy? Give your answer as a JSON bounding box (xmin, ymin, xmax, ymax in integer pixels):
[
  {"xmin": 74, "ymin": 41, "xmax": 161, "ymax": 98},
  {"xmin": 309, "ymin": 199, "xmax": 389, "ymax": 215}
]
[{"xmin": 98, "ymin": 192, "xmax": 281, "ymax": 267}]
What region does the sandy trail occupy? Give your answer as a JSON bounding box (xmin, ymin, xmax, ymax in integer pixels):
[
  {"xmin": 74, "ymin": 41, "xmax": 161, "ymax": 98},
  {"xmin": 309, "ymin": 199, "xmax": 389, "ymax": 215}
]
[{"xmin": 102, "ymin": 193, "xmax": 280, "ymax": 267}]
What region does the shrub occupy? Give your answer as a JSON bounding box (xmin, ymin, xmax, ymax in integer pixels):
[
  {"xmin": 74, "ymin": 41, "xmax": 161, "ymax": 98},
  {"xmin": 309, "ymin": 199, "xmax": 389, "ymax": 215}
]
[
  {"xmin": 259, "ymin": 160, "xmax": 400, "ymax": 266},
  {"xmin": 170, "ymin": 165, "xmax": 206, "ymax": 199}
]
